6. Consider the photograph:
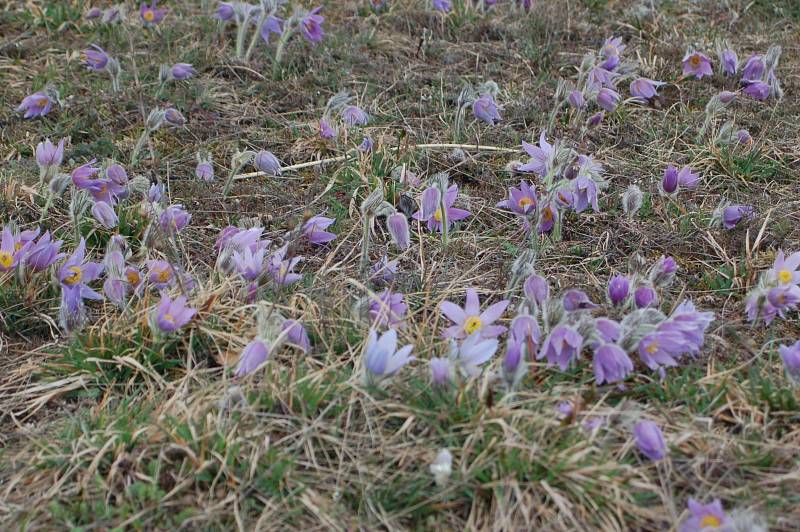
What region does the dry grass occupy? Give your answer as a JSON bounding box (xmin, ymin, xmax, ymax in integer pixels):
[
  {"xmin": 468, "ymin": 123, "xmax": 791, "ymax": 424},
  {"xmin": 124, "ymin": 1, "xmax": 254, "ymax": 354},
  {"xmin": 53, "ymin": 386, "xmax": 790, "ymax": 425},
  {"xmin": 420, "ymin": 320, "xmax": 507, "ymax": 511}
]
[{"xmin": 1, "ymin": 0, "xmax": 800, "ymax": 529}]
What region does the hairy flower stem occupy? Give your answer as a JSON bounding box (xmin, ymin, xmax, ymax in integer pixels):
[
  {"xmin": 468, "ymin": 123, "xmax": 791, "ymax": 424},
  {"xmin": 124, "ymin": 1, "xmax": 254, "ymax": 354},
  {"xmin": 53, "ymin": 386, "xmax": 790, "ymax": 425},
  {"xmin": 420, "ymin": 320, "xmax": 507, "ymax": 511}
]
[
  {"xmin": 244, "ymin": 11, "xmax": 269, "ymax": 62},
  {"xmin": 38, "ymin": 193, "xmax": 54, "ymax": 224},
  {"xmin": 234, "ymin": 14, "xmax": 251, "ymax": 59},
  {"xmin": 130, "ymin": 130, "xmax": 150, "ymax": 166},
  {"xmin": 439, "ymin": 196, "xmax": 449, "ymax": 247},
  {"xmin": 360, "ymin": 215, "xmax": 372, "ymax": 274},
  {"xmin": 222, "ymin": 162, "xmax": 245, "ymax": 197},
  {"xmin": 272, "ymin": 24, "xmax": 294, "ymax": 79}
]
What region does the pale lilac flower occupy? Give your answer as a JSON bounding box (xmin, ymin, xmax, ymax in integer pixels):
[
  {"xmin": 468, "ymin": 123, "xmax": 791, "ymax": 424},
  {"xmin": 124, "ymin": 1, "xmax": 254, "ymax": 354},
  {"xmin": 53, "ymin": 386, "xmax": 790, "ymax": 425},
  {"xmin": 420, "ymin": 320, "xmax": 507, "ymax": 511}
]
[
  {"xmin": 588, "ymin": 66, "xmax": 617, "ymax": 89},
  {"xmin": 282, "ymin": 320, "xmax": 311, "ymax": 353},
  {"xmin": 300, "ymin": 7, "xmax": 325, "ymax": 44},
  {"xmin": 562, "ymin": 289, "xmax": 598, "ymax": 311},
  {"xmin": 196, "ymin": 160, "xmax": 214, "ymax": 181},
  {"xmin": 215, "ymin": 2, "xmax": 234, "ymax": 20},
  {"xmin": 682, "ymin": 51, "xmax": 713, "ymax": 79},
  {"xmin": 358, "ymin": 136, "xmax": 373, "ymax": 152},
  {"xmin": 319, "ymin": 119, "xmax": 338, "ymax": 139},
  {"xmin": 432, "ymin": 0, "xmax": 452, "ymax": 12},
  {"xmin": 0, "ymin": 228, "xmax": 29, "ymax": 272},
  {"xmin": 538, "ymin": 324, "xmax": 583, "ymax": 370},
  {"xmin": 303, "ymin": 215, "xmax": 336, "ymax": 245},
  {"xmin": 497, "ymin": 180, "xmax": 537, "ymax": 217},
  {"xmin": 767, "ymin": 285, "xmax": 800, "ymax": 319},
  {"xmin": 35, "ymin": 138, "xmax": 65, "ymax": 170},
  {"xmin": 412, "ymin": 184, "xmax": 470, "ymax": 233},
  {"xmin": 92, "ymin": 201, "xmax": 118, "ymax": 229},
  {"xmin": 679, "ymin": 166, "xmax": 701, "ymax": 189},
  {"xmin": 736, "ymin": 129, "xmax": 752, "ymax": 144},
  {"xmin": 596, "ymin": 87, "xmax": 620, "ymax": 112},
  {"xmin": 608, "ymin": 275, "xmax": 629, "ymax": 305},
  {"xmin": 140, "ymin": 0, "xmax": 167, "ymax": 25},
  {"xmin": 637, "ymin": 327, "xmax": 685, "ymax": 370},
  {"xmin": 650, "ymin": 256, "xmax": 677, "ymax": 288},
  {"xmin": 86, "ymin": 7, "xmax": 102, "ymax": 19},
  {"xmin": 600, "ymin": 36, "xmax": 625, "ymax": 69},
  {"xmin": 232, "ymin": 246, "xmax": 266, "ymax": 282},
  {"xmin": 720, "ymin": 48, "xmax": 738, "ymax": 76},
  {"xmin": 260, "ymin": 15, "xmax": 283, "ymax": 43},
  {"xmin": 159, "ymin": 204, "xmax": 191, "ymax": 235},
  {"xmin": 718, "ymin": 90, "xmax": 737, "ymax": 104},
  {"xmin": 661, "ymin": 166, "xmax": 678, "ymax": 194},
  {"xmin": 721, "ymin": 205, "xmax": 754, "ymax": 229},
  {"xmin": 17, "ymin": 91, "xmax": 54, "ymax": 119},
  {"xmin": 369, "ymin": 289, "xmax": 408, "ymax": 329},
  {"xmin": 440, "ymin": 288, "xmax": 509, "ymax": 340},
  {"xmin": 778, "ymin": 341, "xmax": 800, "ymax": 383},
  {"xmin": 595, "ymin": 318, "xmax": 621, "ymax": 344},
  {"xmin": 430, "ymin": 357, "xmax": 453, "ymax": 387},
  {"xmin": 568, "ymin": 90, "xmax": 585, "ymax": 109},
  {"xmin": 629, "ymin": 78, "xmax": 665, "ymax": 102},
  {"xmin": 767, "ymin": 250, "xmax": 800, "ymax": 285},
  {"xmin": 106, "ymin": 163, "xmax": 128, "ymax": 189},
  {"xmin": 742, "ymin": 81, "xmax": 770, "ymax": 101},
  {"xmin": 536, "ymin": 202, "xmax": 559, "ymax": 234},
  {"xmin": 147, "ymin": 183, "xmax": 164, "ymax": 203},
  {"xmin": 555, "ymin": 187, "xmax": 573, "ymax": 209},
  {"xmin": 164, "ymin": 107, "xmax": 186, "ymax": 127},
  {"xmin": 387, "ymin": 213, "xmax": 410, "ymax": 250},
  {"xmin": 634, "ymin": 286, "xmax": 658, "ymax": 309},
  {"xmin": 171, "ymin": 63, "xmax": 196, "ymax": 80},
  {"xmin": 741, "ymin": 54, "xmax": 765, "ymax": 81},
  {"xmin": 254, "ymin": 150, "xmax": 281, "ymax": 176},
  {"xmin": 58, "ymin": 239, "xmax": 104, "ymax": 331},
  {"xmin": 455, "ymin": 332, "xmax": 499, "ymax": 378},
  {"xmin": 633, "ymin": 420, "xmax": 666, "ymax": 460},
  {"xmin": 369, "ymin": 255, "xmax": 398, "ymax": 286},
  {"xmin": 593, "ymin": 343, "xmax": 633, "ymax": 385},
  {"xmin": 236, "ymin": 339, "xmax": 270, "ymax": 377},
  {"xmin": 572, "ymin": 176, "xmax": 600, "ymax": 212},
  {"xmin": 363, "ymin": 328, "xmax": 415, "ymax": 386},
  {"xmin": 147, "ymin": 260, "xmax": 175, "ymax": 289},
  {"xmin": 472, "ymin": 94, "xmax": 501, "ymax": 125},
  {"xmin": 523, "ymin": 273, "xmax": 549, "ymax": 306},
  {"xmin": 81, "ymin": 44, "xmax": 110, "ymax": 70},
  {"xmin": 152, "ymin": 292, "xmax": 195, "ymax": 333},
  {"xmin": 586, "ymin": 111, "xmax": 604, "ymax": 128},
  {"xmin": 268, "ymin": 244, "xmax": 303, "ymax": 286},
  {"xmin": 518, "ymin": 131, "xmax": 554, "ymax": 176},
  {"xmin": 341, "ymin": 105, "xmax": 368, "ymax": 126},
  {"xmin": 24, "ymin": 231, "xmax": 64, "ymax": 272},
  {"xmin": 680, "ymin": 499, "xmax": 732, "ymax": 532},
  {"xmin": 509, "ymin": 314, "xmax": 541, "ymax": 360}
]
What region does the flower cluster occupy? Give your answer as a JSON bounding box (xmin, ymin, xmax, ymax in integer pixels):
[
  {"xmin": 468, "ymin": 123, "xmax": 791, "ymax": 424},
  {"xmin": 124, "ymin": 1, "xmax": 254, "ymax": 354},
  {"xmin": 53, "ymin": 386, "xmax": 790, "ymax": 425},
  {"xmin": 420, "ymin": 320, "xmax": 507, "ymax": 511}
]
[{"xmin": 745, "ymin": 250, "xmax": 800, "ymax": 326}]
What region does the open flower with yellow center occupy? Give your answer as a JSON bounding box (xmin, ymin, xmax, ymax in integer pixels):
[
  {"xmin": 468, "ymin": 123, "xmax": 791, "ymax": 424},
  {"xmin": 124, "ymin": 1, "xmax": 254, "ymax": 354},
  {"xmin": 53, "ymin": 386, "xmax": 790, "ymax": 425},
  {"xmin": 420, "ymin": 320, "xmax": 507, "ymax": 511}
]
[
  {"xmin": 139, "ymin": 1, "xmax": 166, "ymax": 26},
  {"xmin": 152, "ymin": 292, "xmax": 196, "ymax": 334},
  {"xmin": 681, "ymin": 498, "xmax": 732, "ymax": 532},
  {"xmin": 497, "ymin": 180, "xmax": 537, "ymax": 221},
  {"xmin": 413, "ymin": 184, "xmax": 471, "ymax": 234},
  {"xmin": 769, "ymin": 250, "xmax": 800, "ymax": 286},
  {"xmin": 681, "ymin": 51, "xmax": 713, "ymax": 79},
  {"xmin": 440, "ymin": 288, "xmax": 509, "ymax": 340}
]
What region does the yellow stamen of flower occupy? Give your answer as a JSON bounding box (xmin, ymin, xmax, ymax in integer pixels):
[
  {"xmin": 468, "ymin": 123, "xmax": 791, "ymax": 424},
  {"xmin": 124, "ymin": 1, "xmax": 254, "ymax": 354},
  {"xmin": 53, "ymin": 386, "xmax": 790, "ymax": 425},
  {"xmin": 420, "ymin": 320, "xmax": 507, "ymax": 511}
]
[
  {"xmin": 162, "ymin": 313, "xmax": 175, "ymax": 324},
  {"xmin": 0, "ymin": 252, "xmax": 13, "ymax": 269},
  {"xmin": 14, "ymin": 242, "xmax": 23, "ymax": 251},
  {"xmin": 143, "ymin": 10, "xmax": 155, "ymax": 22},
  {"xmin": 699, "ymin": 515, "xmax": 721, "ymax": 528},
  {"xmin": 63, "ymin": 266, "xmax": 83, "ymax": 286},
  {"xmin": 542, "ymin": 207, "xmax": 553, "ymax": 222},
  {"xmin": 690, "ymin": 55, "xmax": 701, "ymax": 67},
  {"xmin": 646, "ymin": 341, "xmax": 658, "ymax": 355},
  {"xmin": 434, "ymin": 209, "xmax": 443, "ymax": 222},
  {"xmin": 126, "ymin": 270, "xmax": 140, "ymax": 285},
  {"xmin": 778, "ymin": 269, "xmax": 793, "ymax": 284},
  {"xmin": 36, "ymin": 97, "xmax": 49, "ymax": 107},
  {"xmin": 156, "ymin": 268, "xmax": 171, "ymax": 284},
  {"xmin": 464, "ymin": 316, "xmax": 482, "ymax": 335},
  {"xmin": 518, "ymin": 197, "xmax": 534, "ymax": 209}
]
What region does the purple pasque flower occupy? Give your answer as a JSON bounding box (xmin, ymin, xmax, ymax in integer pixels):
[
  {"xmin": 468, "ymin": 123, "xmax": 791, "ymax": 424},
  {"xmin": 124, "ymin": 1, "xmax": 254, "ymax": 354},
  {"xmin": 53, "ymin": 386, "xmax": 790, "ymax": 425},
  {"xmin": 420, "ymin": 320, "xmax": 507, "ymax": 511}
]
[
  {"xmin": 232, "ymin": 246, "xmax": 266, "ymax": 282},
  {"xmin": 680, "ymin": 499, "xmax": 732, "ymax": 532},
  {"xmin": 170, "ymin": 63, "xmax": 196, "ymax": 81},
  {"xmin": 518, "ymin": 131, "xmax": 554, "ymax": 176},
  {"xmin": 387, "ymin": 213, "xmax": 410, "ymax": 250},
  {"xmin": 509, "ymin": 314, "xmax": 541, "ymax": 360},
  {"xmin": 665, "ymin": 300, "xmax": 714, "ymax": 356},
  {"xmin": 608, "ymin": 275, "xmax": 630, "ymax": 305},
  {"xmin": 358, "ymin": 136, "xmax": 374, "ymax": 152},
  {"xmin": 106, "ymin": 163, "xmax": 128, "ymax": 190},
  {"xmin": 235, "ymin": 339, "xmax": 270, "ymax": 377},
  {"xmin": 742, "ymin": 81, "xmax": 770, "ymax": 101},
  {"xmin": 595, "ymin": 317, "xmax": 621, "ymax": 344},
  {"xmin": 538, "ymin": 324, "xmax": 583, "ymax": 370},
  {"xmin": 302, "ymin": 215, "xmax": 336, "ymax": 245},
  {"xmin": 148, "ymin": 183, "xmax": 164, "ymax": 203},
  {"xmin": 268, "ymin": 244, "xmax": 303, "ymax": 286},
  {"xmin": 637, "ymin": 326, "xmax": 685, "ymax": 370},
  {"xmin": 778, "ymin": 340, "xmax": 800, "ymax": 383},
  {"xmin": 593, "ymin": 343, "xmax": 633, "ymax": 385},
  {"xmin": 432, "ymin": 0, "xmax": 452, "ymax": 12},
  {"xmin": 23, "ymin": 231, "xmax": 64, "ymax": 272},
  {"xmin": 152, "ymin": 292, "xmax": 196, "ymax": 334},
  {"xmin": 767, "ymin": 285, "xmax": 800, "ymax": 319},
  {"xmin": 572, "ymin": 176, "xmax": 600, "ymax": 212},
  {"xmin": 536, "ymin": 201, "xmax": 559, "ymax": 234},
  {"xmin": 634, "ymin": 285, "xmax": 658, "ymax": 309},
  {"xmin": 588, "ymin": 66, "xmax": 617, "ymax": 89},
  {"xmin": 586, "ymin": 111, "xmax": 604, "ymax": 128},
  {"xmin": 81, "ymin": 44, "xmax": 110, "ymax": 70},
  {"xmin": 650, "ymin": 256, "xmax": 677, "ymax": 287},
  {"xmin": 254, "ymin": 150, "xmax": 281, "ymax": 176},
  {"xmin": 370, "ymin": 255, "xmax": 398, "ymax": 286},
  {"xmin": 281, "ymin": 319, "xmax": 311, "ymax": 353},
  {"xmin": 600, "ymin": 36, "xmax": 625, "ymax": 68},
  {"xmin": 319, "ymin": 119, "xmax": 338, "ymax": 139},
  {"xmin": 260, "ymin": 15, "xmax": 283, "ymax": 43},
  {"xmin": 91, "ymin": 201, "xmax": 119, "ymax": 229},
  {"xmin": 718, "ymin": 90, "xmax": 737, "ymax": 104},
  {"xmin": 430, "ymin": 357, "xmax": 453, "ymax": 387},
  {"xmin": 164, "ymin": 107, "xmax": 186, "ymax": 127},
  {"xmin": 497, "ymin": 180, "xmax": 537, "ymax": 217},
  {"xmin": 363, "ymin": 328, "xmax": 415, "ymax": 386},
  {"xmin": 568, "ymin": 90, "xmax": 586, "ymax": 109},
  {"xmin": 140, "ymin": 0, "xmax": 167, "ymax": 25},
  {"xmin": 741, "ymin": 54, "xmax": 765, "ymax": 82},
  {"xmin": 412, "ymin": 184, "xmax": 470, "ymax": 233},
  {"xmin": 524, "ymin": 273, "xmax": 549, "ymax": 307},
  {"xmin": 146, "ymin": 259, "xmax": 175, "ymax": 289},
  {"xmin": 719, "ymin": 48, "xmax": 738, "ymax": 76},
  {"xmin": 555, "ymin": 187, "xmax": 573, "ymax": 209},
  {"xmin": 35, "ymin": 138, "xmax": 65, "ymax": 171},
  {"xmin": 682, "ymin": 51, "xmax": 713, "ymax": 79},
  {"xmin": 440, "ymin": 288, "xmax": 509, "ymax": 340},
  {"xmin": 300, "ymin": 6, "xmax": 325, "ymax": 44},
  {"xmin": 86, "ymin": 7, "xmax": 102, "ymax": 19},
  {"xmin": 455, "ymin": 332, "xmax": 499, "ymax": 378},
  {"xmin": 58, "ymin": 239, "xmax": 104, "ymax": 328},
  {"xmin": 629, "ymin": 78, "xmax": 665, "ymax": 102},
  {"xmin": 562, "ymin": 289, "xmax": 598, "ymax": 311},
  {"xmin": 596, "ymin": 87, "xmax": 620, "ymax": 112},
  {"xmin": 369, "ymin": 289, "xmax": 408, "ymax": 329},
  {"xmin": 768, "ymin": 250, "xmax": 800, "ymax": 285},
  {"xmin": 721, "ymin": 204, "xmax": 754, "ymax": 229},
  {"xmin": 17, "ymin": 91, "xmax": 54, "ymax": 119},
  {"xmin": 215, "ymin": 2, "xmax": 235, "ymax": 20},
  {"xmin": 159, "ymin": 204, "xmax": 191, "ymax": 235},
  {"xmin": 102, "ymin": 250, "xmax": 135, "ymax": 307},
  {"xmin": 196, "ymin": 160, "xmax": 214, "ymax": 182},
  {"xmin": 0, "ymin": 228, "xmax": 29, "ymax": 272},
  {"xmin": 341, "ymin": 105, "xmax": 368, "ymax": 126},
  {"xmin": 736, "ymin": 129, "xmax": 752, "ymax": 144},
  {"xmin": 472, "ymin": 94, "xmax": 502, "ymax": 125},
  {"xmin": 72, "ymin": 160, "xmax": 125, "ymax": 204},
  {"xmin": 633, "ymin": 420, "xmax": 666, "ymax": 460}
]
